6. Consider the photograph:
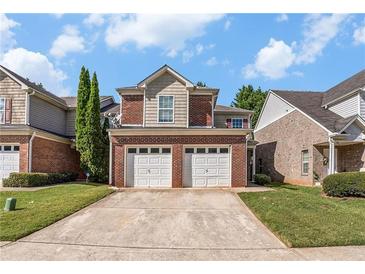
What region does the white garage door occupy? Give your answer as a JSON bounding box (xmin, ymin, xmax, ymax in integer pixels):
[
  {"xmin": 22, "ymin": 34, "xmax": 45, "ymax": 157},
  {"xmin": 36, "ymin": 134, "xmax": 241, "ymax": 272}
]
[
  {"xmin": 126, "ymin": 147, "xmax": 172, "ymax": 187},
  {"xmin": 183, "ymin": 147, "xmax": 230, "ymax": 187},
  {"xmin": 0, "ymin": 145, "xmax": 20, "ymax": 184}
]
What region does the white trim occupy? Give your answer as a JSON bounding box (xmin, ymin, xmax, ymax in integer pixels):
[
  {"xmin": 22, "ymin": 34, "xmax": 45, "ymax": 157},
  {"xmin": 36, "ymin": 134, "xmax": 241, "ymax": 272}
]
[
  {"xmin": 109, "ymin": 128, "xmax": 252, "ymax": 136},
  {"xmin": 257, "ymin": 90, "xmax": 333, "ymax": 134},
  {"xmin": 0, "ymin": 66, "xmax": 28, "ymax": 89},
  {"xmin": 186, "ymin": 89, "xmax": 189, "ymax": 128},
  {"xmin": 143, "ymin": 87, "xmax": 146, "ymax": 127},
  {"xmin": 301, "ymin": 149, "xmax": 309, "ymax": 176},
  {"xmin": 122, "ymin": 124, "xmax": 143, "ymax": 127},
  {"xmin": 358, "ymin": 92, "xmax": 361, "ymax": 115},
  {"xmin": 338, "ymin": 115, "xmax": 365, "ymax": 133},
  {"xmin": 28, "ymin": 132, "xmax": 36, "ymax": 172},
  {"xmin": 0, "ymin": 97, "xmax": 5, "ymax": 125},
  {"xmin": 157, "ymin": 95, "xmax": 175, "ymax": 124},
  {"xmin": 108, "ymin": 131, "xmax": 112, "ymax": 185},
  {"xmin": 254, "ymin": 90, "xmax": 272, "ymax": 132},
  {"xmin": 211, "ymin": 94, "xmax": 214, "ymax": 128}
]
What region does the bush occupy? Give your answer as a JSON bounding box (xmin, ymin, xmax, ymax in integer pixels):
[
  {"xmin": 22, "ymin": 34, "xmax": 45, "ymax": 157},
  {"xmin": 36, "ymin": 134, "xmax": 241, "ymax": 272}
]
[
  {"xmin": 254, "ymin": 173, "xmax": 271, "ymax": 185},
  {"xmin": 323, "ymin": 172, "xmax": 365, "ymax": 198},
  {"xmin": 2, "ymin": 172, "xmax": 79, "ymax": 187}
]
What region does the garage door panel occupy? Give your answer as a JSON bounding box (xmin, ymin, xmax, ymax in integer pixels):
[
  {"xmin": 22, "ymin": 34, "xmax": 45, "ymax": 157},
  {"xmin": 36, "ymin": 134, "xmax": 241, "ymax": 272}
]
[
  {"xmin": 0, "ymin": 146, "xmax": 20, "ymax": 183},
  {"xmin": 184, "ymin": 150, "xmax": 230, "ymax": 188},
  {"xmin": 136, "ymin": 157, "xmax": 149, "ymax": 165}
]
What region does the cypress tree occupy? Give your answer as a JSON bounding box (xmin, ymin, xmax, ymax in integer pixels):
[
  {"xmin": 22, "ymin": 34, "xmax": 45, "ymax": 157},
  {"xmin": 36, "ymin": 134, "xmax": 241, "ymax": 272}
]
[
  {"xmin": 75, "ymin": 67, "xmax": 91, "ymax": 171},
  {"xmin": 85, "ymin": 72, "xmax": 104, "ymax": 181}
]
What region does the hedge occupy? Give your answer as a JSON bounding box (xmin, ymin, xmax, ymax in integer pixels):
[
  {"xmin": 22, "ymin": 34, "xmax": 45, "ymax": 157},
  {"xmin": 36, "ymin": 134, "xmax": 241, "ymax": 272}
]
[
  {"xmin": 254, "ymin": 173, "xmax": 271, "ymax": 185},
  {"xmin": 323, "ymin": 172, "xmax": 365, "ymax": 198},
  {"xmin": 2, "ymin": 172, "xmax": 79, "ymax": 187}
]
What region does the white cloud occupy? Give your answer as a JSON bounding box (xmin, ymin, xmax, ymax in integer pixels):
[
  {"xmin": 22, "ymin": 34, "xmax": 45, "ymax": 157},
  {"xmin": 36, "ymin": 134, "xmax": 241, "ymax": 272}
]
[
  {"xmin": 195, "ymin": 43, "xmax": 204, "ymax": 55},
  {"xmin": 224, "ymin": 19, "xmax": 231, "ymax": 30},
  {"xmin": 353, "ymin": 23, "xmax": 365, "ymax": 45},
  {"xmin": 295, "ymin": 14, "xmax": 349, "ymax": 64},
  {"xmin": 104, "ymin": 14, "xmax": 224, "ymax": 57},
  {"xmin": 83, "ymin": 14, "xmax": 105, "ymax": 27},
  {"xmin": 1, "ymin": 48, "xmax": 69, "ymax": 96},
  {"xmin": 0, "ymin": 14, "xmax": 20, "ymax": 54},
  {"xmin": 50, "ymin": 25, "xmax": 86, "ymax": 58},
  {"xmin": 206, "ymin": 56, "xmax": 218, "ymax": 66},
  {"xmin": 51, "ymin": 14, "xmax": 64, "ymax": 19},
  {"xmin": 242, "ymin": 38, "xmax": 295, "ymax": 79},
  {"xmin": 182, "ymin": 50, "xmax": 194, "ymax": 63},
  {"xmin": 276, "ymin": 14, "xmax": 288, "ymax": 22}
]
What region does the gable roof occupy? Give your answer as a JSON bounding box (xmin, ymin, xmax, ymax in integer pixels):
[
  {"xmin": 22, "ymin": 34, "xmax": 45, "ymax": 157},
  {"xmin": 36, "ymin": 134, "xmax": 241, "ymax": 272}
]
[
  {"xmin": 0, "ymin": 65, "xmax": 67, "ymax": 107},
  {"xmin": 137, "ymin": 64, "xmax": 194, "ymax": 88},
  {"xmin": 322, "ymin": 69, "xmax": 365, "ymax": 106},
  {"xmin": 61, "ymin": 96, "xmax": 114, "ymax": 108},
  {"xmin": 214, "ymin": 104, "xmax": 254, "ymax": 114},
  {"xmin": 272, "ymin": 90, "xmax": 360, "ymax": 133}
]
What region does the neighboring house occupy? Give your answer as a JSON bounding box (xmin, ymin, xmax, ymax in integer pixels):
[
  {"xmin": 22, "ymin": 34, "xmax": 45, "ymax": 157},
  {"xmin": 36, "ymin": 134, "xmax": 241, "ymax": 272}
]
[
  {"xmin": 255, "ymin": 69, "xmax": 365, "ymax": 186},
  {"xmin": 109, "ymin": 65, "xmax": 254, "ymax": 188},
  {"xmin": 0, "ymin": 65, "xmax": 117, "ymax": 183}
]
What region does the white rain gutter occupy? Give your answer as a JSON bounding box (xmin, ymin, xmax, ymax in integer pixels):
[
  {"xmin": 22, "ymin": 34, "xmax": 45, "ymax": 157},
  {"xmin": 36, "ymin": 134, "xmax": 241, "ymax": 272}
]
[
  {"xmin": 108, "ymin": 131, "xmax": 112, "ymax": 185},
  {"xmin": 28, "ymin": 132, "xmax": 36, "ymax": 172}
]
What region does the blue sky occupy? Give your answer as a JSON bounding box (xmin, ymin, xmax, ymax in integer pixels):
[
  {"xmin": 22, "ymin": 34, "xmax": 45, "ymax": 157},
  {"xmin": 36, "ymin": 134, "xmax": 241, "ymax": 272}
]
[{"xmin": 1, "ymin": 13, "xmax": 364, "ymax": 106}]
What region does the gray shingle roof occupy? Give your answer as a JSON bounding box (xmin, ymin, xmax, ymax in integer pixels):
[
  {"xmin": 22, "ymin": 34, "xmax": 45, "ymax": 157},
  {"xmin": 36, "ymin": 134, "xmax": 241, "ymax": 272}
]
[
  {"xmin": 101, "ymin": 103, "xmax": 120, "ymax": 114},
  {"xmin": 0, "ymin": 65, "xmax": 67, "ymax": 106},
  {"xmin": 214, "ymin": 104, "xmax": 254, "ymax": 113},
  {"xmin": 322, "ymin": 69, "xmax": 365, "ymax": 106},
  {"xmin": 272, "ymin": 90, "xmax": 356, "ymax": 133}
]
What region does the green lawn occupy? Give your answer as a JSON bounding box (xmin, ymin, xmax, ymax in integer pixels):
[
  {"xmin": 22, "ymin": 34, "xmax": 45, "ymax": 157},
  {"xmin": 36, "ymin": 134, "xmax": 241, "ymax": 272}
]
[
  {"xmin": 0, "ymin": 183, "xmax": 114, "ymax": 241},
  {"xmin": 239, "ymin": 183, "xmax": 365, "ymax": 248}
]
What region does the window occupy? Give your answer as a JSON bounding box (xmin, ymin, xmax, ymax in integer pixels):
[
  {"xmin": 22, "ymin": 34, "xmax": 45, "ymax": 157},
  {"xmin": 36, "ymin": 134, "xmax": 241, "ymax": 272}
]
[
  {"xmin": 196, "ymin": 148, "xmax": 206, "ymax": 153},
  {"xmin": 162, "ymin": 148, "xmax": 171, "ymax": 154},
  {"xmin": 128, "ymin": 148, "xmax": 137, "ymax": 153},
  {"xmin": 13, "ymin": 146, "xmax": 19, "ymax": 151},
  {"xmin": 208, "ymin": 148, "xmax": 217, "ymax": 153},
  {"xmin": 4, "ymin": 146, "xmax": 11, "ymax": 151},
  {"xmin": 302, "ymin": 150, "xmax": 309, "ymax": 175},
  {"xmin": 158, "ymin": 96, "xmax": 174, "ymax": 123},
  {"xmin": 150, "ymin": 148, "xmax": 160, "ymax": 153},
  {"xmin": 139, "ymin": 148, "xmax": 148, "ymax": 154},
  {"xmin": 232, "ymin": 118, "xmax": 243, "ymax": 128},
  {"xmin": 185, "ymin": 148, "xmax": 194, "ymax": 153},
  {"xmin": 0, "ymin": 98, "xmax": 5, "ymax": 124},
  {"xmin": 219, "ymin": 148, "xmax": 229, "ymax": 154}
]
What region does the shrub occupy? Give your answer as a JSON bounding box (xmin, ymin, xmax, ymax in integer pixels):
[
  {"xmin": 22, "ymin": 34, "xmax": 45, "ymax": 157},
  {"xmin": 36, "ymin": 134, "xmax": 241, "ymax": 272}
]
[
  {"xmin": 254, "ymin": 173, "xmax": 271, "ymax": 185},
  {"xmin": 323, "ymin": 172, "xmax": 365, "ymax": 198},
  {"xmin": 2, "ymin": 172, "xmax": 79, "ymax": 187}
]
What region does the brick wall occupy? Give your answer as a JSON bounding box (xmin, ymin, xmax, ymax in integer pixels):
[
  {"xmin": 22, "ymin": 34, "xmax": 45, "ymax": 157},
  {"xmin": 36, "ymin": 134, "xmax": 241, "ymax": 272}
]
[
  {"xmin": 31, "ymin": 137, "xmax": 81, "ymax": 176},
  {"xmin": 337, "ymin": 143, "xmax": 365, "ymax": 172},
  {"xmin": 0, "ymin": 135, "xmax": 30, "ymax": 172},
  {"xmin": 189, "ymin": 95, "xmax": 212, "ymax": 127},
  {"xmin": 255, "ymin": 110, "xmax": 328, "ymax": 186},
  {"xmin": 121, "ymin": 95, "xmax": 144, "ymax": 125},
  {"xmin": 111, "ymin": 135, "xmax": 247, "ymax": 188}
]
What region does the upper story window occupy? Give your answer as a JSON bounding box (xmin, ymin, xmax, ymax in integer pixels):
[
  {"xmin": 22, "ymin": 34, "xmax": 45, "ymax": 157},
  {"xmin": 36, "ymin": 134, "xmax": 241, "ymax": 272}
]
[
  {"xmin": 301, "ymin": 150, "xmax": 309, "ymax": 175},
  {"xmin": 158, "ymin": 95, "xmax": 174, "ymax": 123},
  {"xmin": 0, "ymin": 98, "xmax": 5, "ymax": 124},
  {"xmin": 232, "ymin": 118, "xmax": 243, "ymax": 128}
]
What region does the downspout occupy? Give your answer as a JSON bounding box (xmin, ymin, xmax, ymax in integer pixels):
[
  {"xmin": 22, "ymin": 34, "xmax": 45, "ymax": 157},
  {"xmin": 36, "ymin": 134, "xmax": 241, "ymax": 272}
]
[
  {"xmin": 245, "ymin": 137, "xmax": 248, "ymax": 186},
  {"xmin": 108, "ymin": 131, "xmax": 113, "ymax": 185},
  {"xmin": 28, "ymin": 132, "xmax": 36, "ymax": 172}
]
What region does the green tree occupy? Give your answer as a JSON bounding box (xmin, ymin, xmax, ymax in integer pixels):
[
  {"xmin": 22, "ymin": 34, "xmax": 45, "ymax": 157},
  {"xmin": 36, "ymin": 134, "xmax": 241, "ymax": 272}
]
[
  {"xmin": 75, "ymin": 66, "xmax": 91, "ymax": 171},
  {"xmin": 101, "ymin": 117, "xmax": 110, "ymax": 178},
  {"xmin": 84, "ymin": 72, "xmax": 106, "ymax": 182},
  {"xmin": 231, "ymin": 85, "xmax": 267, "ymax": 128},
  {"xmin": 196, "ymin": 81, "xmax": 207, "ymax": 87}
]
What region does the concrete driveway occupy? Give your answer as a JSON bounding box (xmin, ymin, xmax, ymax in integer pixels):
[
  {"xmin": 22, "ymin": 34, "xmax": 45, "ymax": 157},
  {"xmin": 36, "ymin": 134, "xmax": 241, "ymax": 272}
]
[{"xmin": 1, "ymin": 189, "xmax": 364, "ymax": 260}]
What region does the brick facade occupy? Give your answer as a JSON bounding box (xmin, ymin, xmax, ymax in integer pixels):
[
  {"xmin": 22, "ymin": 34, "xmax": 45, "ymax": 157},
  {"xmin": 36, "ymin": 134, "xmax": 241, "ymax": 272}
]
[
  {"xmin": 111, "ymin": 135, "xmax": 247, "ymax": 188},
  {"xmin": 189, "ymin": 95, "xmax": 212, "ymax": 127},
  {"xmin": 121, "ymin": 95, "xmax": 144, "ymax": 125},
  {"xmin": 31, "ymin": 137, "xmax": 81, "ymax": 175},
  {"xmin": 255, "ymin": 110, "xmax": 328, "ymax": 186},
  {"xmin": 0, "ymin": 135, "xmax": 30, "ymax": 172},
  {"xmin": 337, "ymin": 143, "xmax": 365, "ymax": 172}
]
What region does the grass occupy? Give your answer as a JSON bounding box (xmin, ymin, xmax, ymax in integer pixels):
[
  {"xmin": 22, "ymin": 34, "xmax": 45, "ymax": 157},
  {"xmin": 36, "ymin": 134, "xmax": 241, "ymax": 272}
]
[
  {"xmin": 239, "ymin": 183, "xmax": 365, "ymax": 248},
  {"xmin": 0, "ymin": 183, "xmax": 114, "ymax": 241}
]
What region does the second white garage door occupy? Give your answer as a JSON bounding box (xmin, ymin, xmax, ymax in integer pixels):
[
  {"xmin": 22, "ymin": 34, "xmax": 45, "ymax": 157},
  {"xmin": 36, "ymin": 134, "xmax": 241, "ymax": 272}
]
[
  {"xmin": 183, "ymin": 147, "xmax": 231, "ymax": 187},
  {"xmin": 126, "ymin": 147, "xmax": 172, "ymax": 187},
  {"xmin": 0, "ymin": 145, "xmax": 20, "ymax": 185}
]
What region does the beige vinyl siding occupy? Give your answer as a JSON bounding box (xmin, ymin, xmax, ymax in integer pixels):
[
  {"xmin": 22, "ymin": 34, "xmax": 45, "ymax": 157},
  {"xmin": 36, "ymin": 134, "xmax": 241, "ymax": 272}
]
[
  {"xmin": 0, "ymin": 70, "xmax": 26, "ymax": 124},
  {"xmin": 145, "ymin": 72, "xmax": 187, "ymax": 127},
  {"xmin": 29, "ymin": 95, "xmax": 66, "ymax": 135},
  {"xmin": 65, "ymin": 109, "xmax": 76, "ymax": 136},
  {"xmin": 329, "ymin": 94, "xmax": 359, "ymax": 118},
  {"xmin": 214, "ymin": 113, "xmax": 250, "ymax": 128}
]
